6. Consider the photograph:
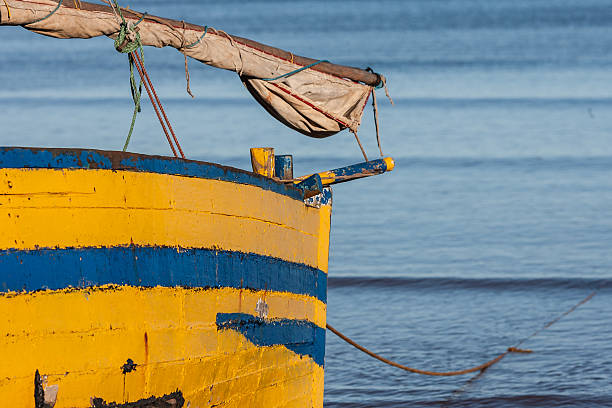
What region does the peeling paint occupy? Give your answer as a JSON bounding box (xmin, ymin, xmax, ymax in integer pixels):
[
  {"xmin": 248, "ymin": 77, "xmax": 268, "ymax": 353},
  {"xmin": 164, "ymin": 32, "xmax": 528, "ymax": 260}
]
[
  {"xmin": 0, "ymin": 147, "xmax": 302, "ymax": 200},
  {"xmin": 305, "ymin": 187, "xmax": 333, "ymax": 209},
  {"xmin": 91, "ymin": 391, "xmax": 184, "ymax": 407},
  {"xmin": 121, "ymin": 359, "xmax": 138, "ymax": 374},
  {"xmin": 255, "ymin": 298, "xmax": 269, "ymax": 318},
  {"xmin": 34, "ymin": 371, "xmax": 58, "ymax": 408},
  {"xmin": 216, "ymin": 313, "xmax": 326, "ymax": 366}
]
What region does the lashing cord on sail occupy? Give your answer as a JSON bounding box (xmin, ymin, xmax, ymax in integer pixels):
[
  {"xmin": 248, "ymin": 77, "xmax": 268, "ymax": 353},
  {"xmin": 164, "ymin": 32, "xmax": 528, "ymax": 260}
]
[
  {"xmin": 23, "ymin": 0, "xmax": 62, "ymax": 25},
  {"xmin": 347, "ymin": 71, "xmax": 394, "ymax": 163},
  {"xmin": 260, "ymin": 60, "xmax": 329, "ymax": 82},
  {"xmin": 185, "ymin": 26, "xmax": 209, "ymax": 49},
  {"xmin": 367, "ymin": 68, "xmax": 394, "ymax": 158},
  {"xmin": 2, "ymin": 0, "xmax": 11, "ymax": 20},
  {"xmin": 110, "ymin": 0, "xmax": 185, "ymax": 158},
  {"xmin": 327, "ymin": 288, "xmax": 598, "ymax": 376},
  {"xmin": 180, "ymin": 24, "xmax": 208, "ymax": 98}
]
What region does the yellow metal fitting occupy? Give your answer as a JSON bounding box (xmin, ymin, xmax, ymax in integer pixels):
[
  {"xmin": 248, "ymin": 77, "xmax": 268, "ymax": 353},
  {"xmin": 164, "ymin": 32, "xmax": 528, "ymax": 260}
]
[{"xmin": 383, "ymin": 157, "xmax": 395, "ymax": 172}]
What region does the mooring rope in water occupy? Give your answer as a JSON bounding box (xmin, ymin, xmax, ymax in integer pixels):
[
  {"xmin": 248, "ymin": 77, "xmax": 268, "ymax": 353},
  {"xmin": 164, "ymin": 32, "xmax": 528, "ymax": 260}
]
[{"xmin": 328, "ymin": 288, "xmax": 598, "ymax": 376}]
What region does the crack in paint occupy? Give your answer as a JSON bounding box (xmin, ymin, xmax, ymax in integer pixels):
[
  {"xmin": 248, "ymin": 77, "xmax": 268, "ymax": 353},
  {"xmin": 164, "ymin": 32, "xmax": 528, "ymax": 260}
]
[{"xmin": 0, "ymin": 207, "xmax": 317, "ymax": 237}]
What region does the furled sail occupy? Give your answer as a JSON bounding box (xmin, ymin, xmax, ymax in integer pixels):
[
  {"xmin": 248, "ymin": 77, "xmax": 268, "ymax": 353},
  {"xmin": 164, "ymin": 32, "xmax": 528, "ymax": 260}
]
[{"xmin": 1, "ymin": 0, "xmax": 383, "ymax": 138}]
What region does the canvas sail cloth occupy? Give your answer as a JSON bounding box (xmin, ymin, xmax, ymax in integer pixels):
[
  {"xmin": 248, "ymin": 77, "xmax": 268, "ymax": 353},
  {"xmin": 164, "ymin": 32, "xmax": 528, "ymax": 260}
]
[{"xmin": 1, "ymin": 0, "xmax": 373, "ymax": 138}]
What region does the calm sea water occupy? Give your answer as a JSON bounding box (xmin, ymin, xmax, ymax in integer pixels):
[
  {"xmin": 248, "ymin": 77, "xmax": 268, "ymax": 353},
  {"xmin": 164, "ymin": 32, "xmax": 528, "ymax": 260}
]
[{"xmin": 2, "ymin": 0, "xmax": 612, "ymax": 406}]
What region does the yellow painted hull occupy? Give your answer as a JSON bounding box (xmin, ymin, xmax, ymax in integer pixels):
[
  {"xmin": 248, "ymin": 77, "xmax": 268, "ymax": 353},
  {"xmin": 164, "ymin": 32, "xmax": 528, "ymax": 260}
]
[{"xmin": 0, "ymin": 148, "xmax": 331, "ymax": 407}]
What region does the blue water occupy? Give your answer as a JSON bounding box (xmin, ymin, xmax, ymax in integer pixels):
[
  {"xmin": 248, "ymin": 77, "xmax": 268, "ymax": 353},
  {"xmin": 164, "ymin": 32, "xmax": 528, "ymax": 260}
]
[{"xmin": 2, "ymin": 0, "xmax": 612, "ymax": 406}]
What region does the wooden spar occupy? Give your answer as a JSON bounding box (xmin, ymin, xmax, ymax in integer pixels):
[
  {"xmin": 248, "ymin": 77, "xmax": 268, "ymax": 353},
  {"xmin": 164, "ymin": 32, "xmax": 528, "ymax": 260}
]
[
  {"xmin": 36, "ymin": 0, "xmax": 382, "ymax": 87},
  {"xmin": 294, "ymin": 157, "xmax": 395, "ymax": 186},
  {"xmin": 226, "ymin": 35, "xmax": 381, "ymax": 86}
]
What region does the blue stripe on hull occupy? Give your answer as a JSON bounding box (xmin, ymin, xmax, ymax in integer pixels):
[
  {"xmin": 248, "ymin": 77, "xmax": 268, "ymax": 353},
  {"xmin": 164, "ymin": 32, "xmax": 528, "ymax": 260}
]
[
  {"xmin": 216, "ymin": 313, "xmax": 326, "ymax": 367},
  {"xmin": 0, "ymin": 247, "xmax": 327, "ymax": 302},
  {"xmin": 0, "ymin": 147, "xmax": 302, "ymax": 200}
]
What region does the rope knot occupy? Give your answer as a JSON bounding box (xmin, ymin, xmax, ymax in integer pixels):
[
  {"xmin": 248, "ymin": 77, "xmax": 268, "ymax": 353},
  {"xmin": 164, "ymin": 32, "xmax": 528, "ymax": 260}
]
[{"xmin": 114, "ymin": 21, "xmax": 141, "ymax": 54}]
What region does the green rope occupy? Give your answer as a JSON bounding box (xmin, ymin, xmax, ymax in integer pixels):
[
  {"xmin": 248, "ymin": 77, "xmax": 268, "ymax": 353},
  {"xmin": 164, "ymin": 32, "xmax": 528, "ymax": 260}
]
[
  {"xmin": 114, "ymin": 21, "xmax": 143, "ymax": 54},
  {"xmin": 111, "ymin": 0, "xmax": 145, "ymax": 152},
  {"xmin": 261, "ymin": 60, "xmax": 328, "ymax": 81},
  {"xmin": 184, "ymin": 26, "xmax": 208, "ymax": 49},
  {"xmin": 110, "ymin": 0, "xmax": 126, "ymax": 24},
  {"xmin": 123, "ymin": 52, "xmax": 142, "ymax": 151},
  {"xmin": 26, "ymin": 0, "xmax": 63, "ymax": 25}
]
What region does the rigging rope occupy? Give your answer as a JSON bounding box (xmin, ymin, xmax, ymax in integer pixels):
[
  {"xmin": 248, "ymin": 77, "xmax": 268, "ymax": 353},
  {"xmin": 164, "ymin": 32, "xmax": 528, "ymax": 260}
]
[
  {"xmin": 131, "ymin": 51, "xmax": 182, "ymax": 158},
  {"xmin": 110, "ymin": 0, "xmax": 185, "ymax": 157},
  {"xmin": 371, "ymin": 89, "xmax": 383, "ymax": 157},
  {"xmin": 351, "ymin": 131, "xmax": 369, "ymax": 162},
  {"xmin": 328, "ymin": 288, "xmax": 598, "ymax": 376},
  {"xmin": 113, "ymin": 17, "xmax": 144, "ymax": 152},
  {"xmin": 122, "ymin": 52, "xmax": 141, "ymax": 152},
  {"xmin": 366, "ymin": 68, "xmax": 394, "ymax": 158}
]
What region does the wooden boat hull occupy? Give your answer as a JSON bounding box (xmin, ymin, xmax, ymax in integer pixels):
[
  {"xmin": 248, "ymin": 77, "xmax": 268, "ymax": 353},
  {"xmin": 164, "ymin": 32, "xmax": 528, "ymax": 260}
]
[{"xmin": 0, "ymin": 148, "xmax": 331, "ymax": 407}]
